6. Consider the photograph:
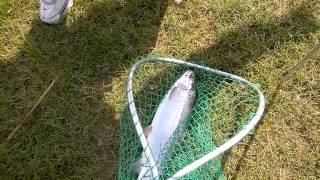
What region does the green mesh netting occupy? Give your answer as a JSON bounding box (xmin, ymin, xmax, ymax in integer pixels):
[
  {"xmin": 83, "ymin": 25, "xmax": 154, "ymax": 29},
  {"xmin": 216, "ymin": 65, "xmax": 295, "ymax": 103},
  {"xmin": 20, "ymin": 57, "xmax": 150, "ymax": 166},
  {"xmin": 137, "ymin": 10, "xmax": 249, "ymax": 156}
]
[{"xmin": 118, "ymin": 59, "xmax": 260, "ymax": 179}]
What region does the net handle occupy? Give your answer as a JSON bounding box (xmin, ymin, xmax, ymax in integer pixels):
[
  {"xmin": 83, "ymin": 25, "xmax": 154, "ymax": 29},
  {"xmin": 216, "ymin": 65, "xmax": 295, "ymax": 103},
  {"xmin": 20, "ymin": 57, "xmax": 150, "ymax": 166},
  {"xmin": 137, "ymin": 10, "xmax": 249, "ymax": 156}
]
[{"xmin": 127, "ymin": 56, "xmax": 266, "ymax": 179}]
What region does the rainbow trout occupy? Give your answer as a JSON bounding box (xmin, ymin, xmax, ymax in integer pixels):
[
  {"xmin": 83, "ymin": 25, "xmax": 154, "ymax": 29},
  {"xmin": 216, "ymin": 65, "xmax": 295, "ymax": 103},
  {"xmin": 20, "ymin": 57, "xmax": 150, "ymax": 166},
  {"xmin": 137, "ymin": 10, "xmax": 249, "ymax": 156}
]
[{"xmin": 135, "ymin": 70, "xmax": 197, "ymax": 179}]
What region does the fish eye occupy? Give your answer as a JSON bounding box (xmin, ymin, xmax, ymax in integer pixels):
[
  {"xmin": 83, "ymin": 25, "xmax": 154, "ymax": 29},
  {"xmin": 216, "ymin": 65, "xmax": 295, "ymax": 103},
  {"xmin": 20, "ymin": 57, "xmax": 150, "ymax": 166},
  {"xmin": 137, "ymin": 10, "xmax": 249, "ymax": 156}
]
[{"xmin": 189, "ymin": 73, "xmax": 195, "ymax": 79}]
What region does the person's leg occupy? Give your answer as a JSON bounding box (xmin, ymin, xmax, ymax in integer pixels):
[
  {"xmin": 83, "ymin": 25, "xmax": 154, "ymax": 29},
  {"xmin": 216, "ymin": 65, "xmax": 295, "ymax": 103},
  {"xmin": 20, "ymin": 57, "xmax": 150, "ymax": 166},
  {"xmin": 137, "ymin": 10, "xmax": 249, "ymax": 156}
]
[{"xmin": 40, "ymin": 0, "xmax": 73, "ymax": 24}]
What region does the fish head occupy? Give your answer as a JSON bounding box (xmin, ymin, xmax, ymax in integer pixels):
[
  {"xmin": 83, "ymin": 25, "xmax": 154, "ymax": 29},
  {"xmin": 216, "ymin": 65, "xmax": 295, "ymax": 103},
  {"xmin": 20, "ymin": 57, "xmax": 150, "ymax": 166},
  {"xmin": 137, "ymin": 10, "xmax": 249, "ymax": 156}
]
[{"xmin": 177, "ymin": 70, "xmax": 196, "ymax": 91}]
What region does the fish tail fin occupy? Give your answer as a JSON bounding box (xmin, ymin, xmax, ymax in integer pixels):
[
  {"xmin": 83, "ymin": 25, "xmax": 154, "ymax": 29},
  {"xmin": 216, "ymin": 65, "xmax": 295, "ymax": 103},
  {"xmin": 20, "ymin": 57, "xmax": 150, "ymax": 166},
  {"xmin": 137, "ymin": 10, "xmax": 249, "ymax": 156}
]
[
  {"xmin": 135, "ymin": 155, "xmax": 153, "ymax": 179},
  {"xmin": 133, "ymin": 158, "xmax": 142, "ymax": 174},
  {"xmin": 138, "ymin": 167, "xmax": 152, "ymax": 179}
]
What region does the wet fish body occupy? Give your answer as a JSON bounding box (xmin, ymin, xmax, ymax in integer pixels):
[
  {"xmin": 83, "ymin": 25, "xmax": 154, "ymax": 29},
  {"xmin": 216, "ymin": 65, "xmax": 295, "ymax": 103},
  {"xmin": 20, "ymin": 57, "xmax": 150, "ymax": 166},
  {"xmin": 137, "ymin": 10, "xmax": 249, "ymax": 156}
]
[{"xmin": 136, "ymin": 70, "xmax": 197, "ymax": 179}]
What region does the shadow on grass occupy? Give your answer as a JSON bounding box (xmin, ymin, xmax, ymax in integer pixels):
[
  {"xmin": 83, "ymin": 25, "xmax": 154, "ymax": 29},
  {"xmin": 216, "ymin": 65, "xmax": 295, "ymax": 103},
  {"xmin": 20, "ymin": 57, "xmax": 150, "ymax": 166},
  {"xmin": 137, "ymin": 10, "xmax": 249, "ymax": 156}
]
[
  {"xmin": 0, "ymin": 0, "xmax": 168, "ymax": 179},
  {"xmin": 184, "ymin": 2, "xmax": 319, "ymax": 178},
  {"xmin": 229, "ymin": 43, "xmax": 320, "ymax": 180},
  {"xmin": 188, "ymin": 3, "xmax": 319, "ymax": 73},
  {"xmin": 117, "ymin": 1, "xmax": 319, "ymax": 179},
  {"xmin": 1, "ymin": 0, "xmax": 319, "ymax": 179},
  {"xmin": 118, "ymin": 1, "xmax": 318, "ymax": 178}
]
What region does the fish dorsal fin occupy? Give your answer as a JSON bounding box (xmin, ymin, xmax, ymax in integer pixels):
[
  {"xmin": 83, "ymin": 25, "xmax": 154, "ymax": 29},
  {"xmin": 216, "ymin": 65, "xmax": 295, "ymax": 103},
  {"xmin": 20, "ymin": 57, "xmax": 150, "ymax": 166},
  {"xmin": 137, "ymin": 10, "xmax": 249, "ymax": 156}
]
[
  {"xmin": 144, "ymin": 125, "xmax": 152, "ymax": 138},
  {"xmin": 169, "ymin": 86, "xmax": 179, "ymax": 99}
]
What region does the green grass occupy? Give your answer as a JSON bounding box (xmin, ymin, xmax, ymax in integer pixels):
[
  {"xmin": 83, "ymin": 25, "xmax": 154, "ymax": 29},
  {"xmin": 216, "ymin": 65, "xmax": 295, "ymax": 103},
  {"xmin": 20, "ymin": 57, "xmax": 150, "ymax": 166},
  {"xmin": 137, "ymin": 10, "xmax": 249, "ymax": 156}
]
[{"xmin": 0, "ymin": 0, "xmax": 319, "ymax": 179}]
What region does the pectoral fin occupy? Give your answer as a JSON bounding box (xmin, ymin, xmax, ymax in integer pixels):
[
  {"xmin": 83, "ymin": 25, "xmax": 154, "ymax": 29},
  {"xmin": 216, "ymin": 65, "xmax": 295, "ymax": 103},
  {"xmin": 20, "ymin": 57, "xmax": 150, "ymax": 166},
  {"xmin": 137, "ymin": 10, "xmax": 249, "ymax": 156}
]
[
  {"xmin": 169, "ymin": 86, "xmax": 178, "ymax": 99},
  {"xmin": 144, "ymin": 125, "xmax": 152, "ymax": 138}
]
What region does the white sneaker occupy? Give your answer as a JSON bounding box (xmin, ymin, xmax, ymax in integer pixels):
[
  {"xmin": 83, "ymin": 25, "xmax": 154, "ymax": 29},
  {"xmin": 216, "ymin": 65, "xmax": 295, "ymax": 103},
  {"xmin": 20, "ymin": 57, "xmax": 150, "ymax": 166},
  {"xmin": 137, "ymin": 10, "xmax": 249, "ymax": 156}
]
[{"xmin": 40, "ymin": 0, "xmax": 73, "ymax": 24}]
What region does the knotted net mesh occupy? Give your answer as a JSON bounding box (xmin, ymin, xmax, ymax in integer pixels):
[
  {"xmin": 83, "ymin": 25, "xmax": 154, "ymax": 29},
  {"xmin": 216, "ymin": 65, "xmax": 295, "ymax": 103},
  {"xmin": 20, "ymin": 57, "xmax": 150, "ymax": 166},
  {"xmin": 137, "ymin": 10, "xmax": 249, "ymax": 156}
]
[{"xmin": 118, "ymin": 58, "xmax": 260, "ymax": 179}]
